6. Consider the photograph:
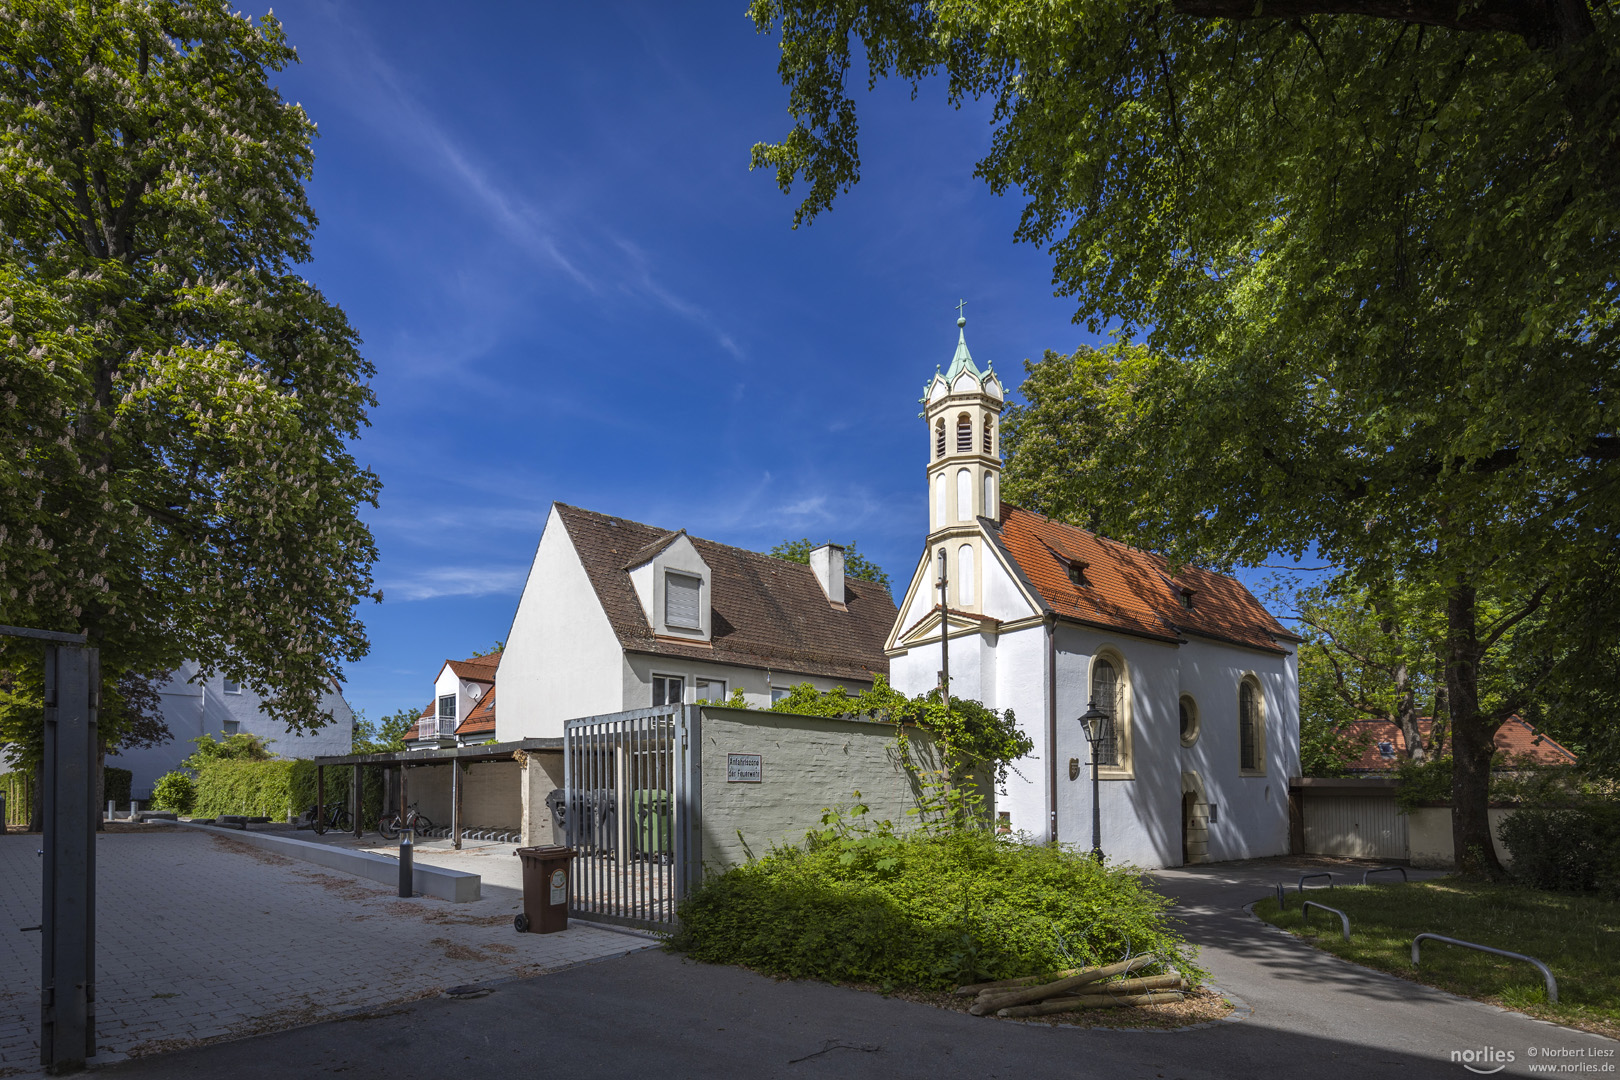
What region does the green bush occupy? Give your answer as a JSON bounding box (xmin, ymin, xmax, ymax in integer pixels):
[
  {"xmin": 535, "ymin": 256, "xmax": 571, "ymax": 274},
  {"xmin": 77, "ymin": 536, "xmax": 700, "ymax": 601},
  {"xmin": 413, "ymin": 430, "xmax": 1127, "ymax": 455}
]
[
  {"xmin": 669, "ymin": 810, "xmax": 1203, "ymax": 991},
  {"xmin": 1499, "ymin": 805, "xmax": 1620, "ymax": 898},
  {"xmin": 187, "ymin": 756, "xmax": 387, "ymax": 825},
  {"xmin": 103, "ymin": 766, "xmax": 132, "ymax": 808},
  {"xmin": 151, "ymin": 771, "xmax": 195, "ymax": 814}
]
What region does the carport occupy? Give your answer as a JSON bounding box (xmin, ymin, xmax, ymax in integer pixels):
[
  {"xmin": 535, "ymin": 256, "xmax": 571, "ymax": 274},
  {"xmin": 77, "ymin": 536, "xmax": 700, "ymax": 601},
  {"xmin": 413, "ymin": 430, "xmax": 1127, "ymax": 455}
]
[{"xmin": 313, "ymin": 738, "xmax": 562, "ymax": 849}]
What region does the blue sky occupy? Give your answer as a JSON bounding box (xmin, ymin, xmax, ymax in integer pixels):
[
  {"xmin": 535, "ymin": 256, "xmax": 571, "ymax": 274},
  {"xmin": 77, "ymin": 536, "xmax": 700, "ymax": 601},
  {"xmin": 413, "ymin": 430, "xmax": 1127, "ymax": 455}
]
[{"xmin": 270, "ymin": 1, "xmax": 1111, "ymax": 722}]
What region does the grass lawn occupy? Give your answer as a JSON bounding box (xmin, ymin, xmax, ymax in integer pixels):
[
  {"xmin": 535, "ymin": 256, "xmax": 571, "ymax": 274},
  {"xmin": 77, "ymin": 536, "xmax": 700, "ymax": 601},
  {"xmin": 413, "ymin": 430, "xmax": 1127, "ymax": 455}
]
[{"xmin": 1254, "ymin": 878, "xmax": 1620, "ymax": 1039}]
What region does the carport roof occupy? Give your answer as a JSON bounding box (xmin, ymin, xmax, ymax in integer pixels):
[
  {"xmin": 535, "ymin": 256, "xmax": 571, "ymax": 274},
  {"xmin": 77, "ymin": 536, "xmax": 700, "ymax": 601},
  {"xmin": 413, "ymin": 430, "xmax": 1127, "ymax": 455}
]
[{"xmin": 315, "ymin": 737, "xmax": 561, "ymax": 768}]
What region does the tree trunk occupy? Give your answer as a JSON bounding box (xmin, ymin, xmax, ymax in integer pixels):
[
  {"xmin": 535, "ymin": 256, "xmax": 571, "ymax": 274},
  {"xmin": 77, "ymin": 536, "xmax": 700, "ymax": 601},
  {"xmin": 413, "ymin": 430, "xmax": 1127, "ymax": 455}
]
[
  {"xmin": 1445, "ymin": 583, "xmax": 1503, "ymax": 877},
  {"xmin": 1393, "ymin": 658, "xmax": 1425, "ymax": 763}
]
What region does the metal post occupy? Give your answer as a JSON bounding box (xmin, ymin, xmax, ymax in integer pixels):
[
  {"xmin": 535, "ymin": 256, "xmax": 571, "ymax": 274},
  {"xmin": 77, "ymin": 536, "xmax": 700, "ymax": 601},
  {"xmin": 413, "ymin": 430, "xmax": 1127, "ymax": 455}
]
[
  {"xmin": 1090, "ymin": 732, "xmax": 1103, "ymax": 862},
  {"xmin": 314, "ymin": 765, "xmax": 325, "ymax": 835},
  {"xmin": 451, "ymin": 761, "xmax": 461, "ymax": 850},
  {"xmin": 398, "ymin": 824, "xmax": 413, "ymax": 897},
  {"xmin": 352, "ymin": 764, "xmax": 361, "ymax": 839},
  {"xmin": 41, "ymin": 642, "xmax": 98, "ymax": 1073}
]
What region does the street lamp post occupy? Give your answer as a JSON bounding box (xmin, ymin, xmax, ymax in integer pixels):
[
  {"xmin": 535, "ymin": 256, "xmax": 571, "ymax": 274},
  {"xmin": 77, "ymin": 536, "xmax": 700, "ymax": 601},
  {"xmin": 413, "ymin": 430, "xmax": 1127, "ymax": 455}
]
[{"xmin": 1078, "ymin": 699, "xmax": 1112, "ymax": 862}]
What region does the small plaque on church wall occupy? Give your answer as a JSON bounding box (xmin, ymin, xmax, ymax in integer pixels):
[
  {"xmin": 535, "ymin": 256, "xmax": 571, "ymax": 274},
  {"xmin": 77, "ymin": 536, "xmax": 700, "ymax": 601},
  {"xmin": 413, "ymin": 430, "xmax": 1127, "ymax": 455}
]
[{"xmin": 727, "ymin": 754, "xmax": 762, "ymax": 783}]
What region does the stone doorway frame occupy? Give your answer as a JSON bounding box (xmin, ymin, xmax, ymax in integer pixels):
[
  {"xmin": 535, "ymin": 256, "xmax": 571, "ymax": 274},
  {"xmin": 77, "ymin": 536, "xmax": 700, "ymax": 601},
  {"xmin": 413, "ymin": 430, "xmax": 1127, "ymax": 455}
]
[{"xmin": 1181, "ymin": 770, "xmax": 1210, "ymax": 865}]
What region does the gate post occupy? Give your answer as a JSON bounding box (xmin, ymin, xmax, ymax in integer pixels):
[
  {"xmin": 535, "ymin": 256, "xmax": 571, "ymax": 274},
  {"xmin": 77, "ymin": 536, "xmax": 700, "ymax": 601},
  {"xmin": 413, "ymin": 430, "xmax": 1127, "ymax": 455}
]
[
  {"xmin": 42, "ymin": 642, "xmax": 98, "ymax": 1073},
  {"xmin": 675, "ymin": 705, "xmax": 703, "ymax": 907}
]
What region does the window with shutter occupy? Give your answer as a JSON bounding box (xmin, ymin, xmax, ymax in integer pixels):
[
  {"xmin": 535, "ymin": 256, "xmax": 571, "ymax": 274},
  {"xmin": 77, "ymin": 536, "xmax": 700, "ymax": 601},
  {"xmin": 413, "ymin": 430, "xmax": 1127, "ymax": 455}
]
[
  {"xmin": 983, "ymin": 417, "xmax": 993, "ymax": 454},
  {"xmin": 956, "ymin": 415, "xmax": 973, "ymax": 452},
  {"xmin": 665, "ymin": 571, "xmax": 702, "ymax": 629},
  {"xmin": 935, "ymin": 420, "xmax": 945, "ymax": 457}
]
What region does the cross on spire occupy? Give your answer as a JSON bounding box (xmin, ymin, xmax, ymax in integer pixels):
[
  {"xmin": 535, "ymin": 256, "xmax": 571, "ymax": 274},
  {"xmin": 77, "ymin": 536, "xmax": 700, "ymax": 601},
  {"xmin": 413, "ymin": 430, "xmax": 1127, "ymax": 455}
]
[{"xmin": 956, "ymin": 298, "xmax": 968, "ymax": 325}]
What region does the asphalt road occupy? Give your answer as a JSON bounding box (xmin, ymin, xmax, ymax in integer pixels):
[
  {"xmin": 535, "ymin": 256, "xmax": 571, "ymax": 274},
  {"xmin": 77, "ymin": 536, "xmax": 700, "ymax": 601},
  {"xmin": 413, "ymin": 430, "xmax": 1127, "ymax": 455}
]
[{"xmin": 97, "ymin": 860, "xmax": 1616, "ymax": 1080}]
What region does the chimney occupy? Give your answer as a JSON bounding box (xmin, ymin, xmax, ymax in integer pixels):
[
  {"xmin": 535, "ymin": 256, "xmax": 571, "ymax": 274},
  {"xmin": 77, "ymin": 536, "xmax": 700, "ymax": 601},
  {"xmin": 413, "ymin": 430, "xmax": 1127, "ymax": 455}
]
[{"xmin": 810, "ymin": 543, "xmax": 846, "ymax": 609}]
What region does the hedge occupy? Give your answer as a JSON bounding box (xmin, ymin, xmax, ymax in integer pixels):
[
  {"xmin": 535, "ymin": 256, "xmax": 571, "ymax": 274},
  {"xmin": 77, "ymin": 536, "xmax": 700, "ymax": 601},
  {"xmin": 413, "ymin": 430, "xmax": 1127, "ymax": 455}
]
[
  {"xmin": 104, "ymin": 766, "xmax": 132, "ymax": 808},
  {"xmin": 189, "ymin": 758, "xmax": 387, "ymax": 825}
]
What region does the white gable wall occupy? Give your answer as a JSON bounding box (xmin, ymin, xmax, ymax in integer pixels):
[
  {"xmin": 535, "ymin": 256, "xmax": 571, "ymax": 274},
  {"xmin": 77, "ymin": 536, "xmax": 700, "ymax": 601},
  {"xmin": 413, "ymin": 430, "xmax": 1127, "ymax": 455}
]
[{"xmin": 498, "ymin": 504, "xmax": 624, "ymax": 741}]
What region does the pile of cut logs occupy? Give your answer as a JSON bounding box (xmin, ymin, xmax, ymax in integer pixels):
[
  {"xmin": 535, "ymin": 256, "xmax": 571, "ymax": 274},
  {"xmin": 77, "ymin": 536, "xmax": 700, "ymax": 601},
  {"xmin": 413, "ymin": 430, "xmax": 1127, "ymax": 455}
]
[{"xmin": 954, "ymin": 955, "xmax": 1188, "ymax": 1018}]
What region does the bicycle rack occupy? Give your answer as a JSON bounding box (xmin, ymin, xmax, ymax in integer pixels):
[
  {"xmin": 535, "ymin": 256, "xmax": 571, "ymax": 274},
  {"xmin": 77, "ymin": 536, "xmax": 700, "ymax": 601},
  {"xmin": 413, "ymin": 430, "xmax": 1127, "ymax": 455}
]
[
  {"xmin": 1411, "ymin": 934, "xmax": 1558, "ymax": 1003},
  {"xmin": 1297, "ymin": 872, "xmax": 1333, "ymax": 897},
  {"xmin": 1302, "ymin": 901, "xmax": 1351, "ymax": 941},
  {"xmin": 1276, "ymin": 882, "xmax": 1289, "ymax": 909},
  {"xmin": 1361, "ymin": 866, "xmax": 1408, "ymax": 886}
]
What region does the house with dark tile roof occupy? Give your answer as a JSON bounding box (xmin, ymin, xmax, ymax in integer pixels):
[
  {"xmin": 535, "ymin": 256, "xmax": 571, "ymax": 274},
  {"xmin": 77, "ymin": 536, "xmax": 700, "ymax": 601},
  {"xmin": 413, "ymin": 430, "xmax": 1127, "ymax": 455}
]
[
  {"xmin": 885, "ymin": 315, "xmax": 1302, "ymax": 869},
  {"xmin": 496, "ymin": 504, "xmax": 898, "ymax": 739},
  {"xmin": 404, "ymin": 649, "xmax": 502, "ymax": 748}
]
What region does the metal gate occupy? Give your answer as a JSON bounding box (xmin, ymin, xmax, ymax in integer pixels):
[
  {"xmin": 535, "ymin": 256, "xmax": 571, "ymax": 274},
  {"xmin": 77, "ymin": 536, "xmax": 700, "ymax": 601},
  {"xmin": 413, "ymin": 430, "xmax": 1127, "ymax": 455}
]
[{"xmin": 563, "ymin": 706, "xmax": 702, "ymax": 931}]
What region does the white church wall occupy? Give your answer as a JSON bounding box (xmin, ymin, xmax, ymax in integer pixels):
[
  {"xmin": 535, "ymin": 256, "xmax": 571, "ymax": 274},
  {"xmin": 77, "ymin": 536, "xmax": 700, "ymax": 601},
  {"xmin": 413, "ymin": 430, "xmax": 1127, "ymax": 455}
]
[
  {"xmin": 981, "ymin": 548, "xmax": 1035, "ymax": 622},
  {"xmin": 497, "ymin": 504, "xmax": 624, "ymax": 741},
  {"xmin": 986, "ymin": 624, "xmax": 1048, "ymax": 841},
  {"xmin": 1175, "ymin": 637, "xmax": 1297, "ymax": 861}
]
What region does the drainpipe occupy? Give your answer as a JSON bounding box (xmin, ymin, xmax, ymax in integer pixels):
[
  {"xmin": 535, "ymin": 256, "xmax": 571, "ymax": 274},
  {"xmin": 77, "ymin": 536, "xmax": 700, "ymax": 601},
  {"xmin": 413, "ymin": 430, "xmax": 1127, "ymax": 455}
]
[{"xmin": 1047, "ymin": 614, "xmax": 1058, "ymax": 846}]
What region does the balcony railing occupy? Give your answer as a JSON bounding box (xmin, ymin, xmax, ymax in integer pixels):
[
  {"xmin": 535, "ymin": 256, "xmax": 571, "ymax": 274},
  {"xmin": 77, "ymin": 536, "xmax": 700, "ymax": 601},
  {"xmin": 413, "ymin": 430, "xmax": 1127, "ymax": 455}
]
[{"xmin": 416, "ymin": 717, "xmax": 457, "ymax": 742}]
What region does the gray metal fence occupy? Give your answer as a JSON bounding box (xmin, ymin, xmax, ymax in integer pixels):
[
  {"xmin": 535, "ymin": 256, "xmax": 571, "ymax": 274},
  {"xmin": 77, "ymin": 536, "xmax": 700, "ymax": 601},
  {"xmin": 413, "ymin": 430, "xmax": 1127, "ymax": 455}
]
[{"xmin": 563, "ymin": 706, "xmax": 702, "ymax": 932}]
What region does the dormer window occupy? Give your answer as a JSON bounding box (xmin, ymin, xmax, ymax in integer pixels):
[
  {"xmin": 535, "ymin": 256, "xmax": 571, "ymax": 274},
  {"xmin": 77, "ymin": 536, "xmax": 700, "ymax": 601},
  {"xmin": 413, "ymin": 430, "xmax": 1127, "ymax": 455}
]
[
  {"xmin": 438, "ymin": 694, "xmax": 456, "ymax": 720},
  {"xmin": 1378, "ymin": 740, "xmax": 1396, "ymax": 759},
  {"xmin": 956, "ymin": 414, "xmax": 973, "ymax": 453},
  {"xmin": 935, "ymin": 419, "xmax": 945, "ymax": 458},
  {"xmin": 1067, "ymin": 561, "xmax": 1089, "ymax": 587},
  {"xmin": 1179, "ymin": 588, "xmax": 1195, "ymax": 610},
  {"xmin": 665, "ymin": 571, "xmax": 702, "ymax": 629}
]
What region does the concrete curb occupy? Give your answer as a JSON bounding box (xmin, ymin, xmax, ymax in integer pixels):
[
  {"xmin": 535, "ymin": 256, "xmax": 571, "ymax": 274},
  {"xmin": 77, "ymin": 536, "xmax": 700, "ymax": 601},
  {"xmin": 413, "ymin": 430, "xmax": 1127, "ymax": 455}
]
[{"xmin": 174, "ymin": 821, "xmax": 482, "ymax": 902}]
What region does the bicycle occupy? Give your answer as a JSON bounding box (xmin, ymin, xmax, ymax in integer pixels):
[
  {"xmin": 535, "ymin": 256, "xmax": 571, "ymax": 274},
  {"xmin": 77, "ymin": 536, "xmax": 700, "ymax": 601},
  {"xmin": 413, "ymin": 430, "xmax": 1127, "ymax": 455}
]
[
  {"xmin": 377, "ymin": 802, "xmax": 433, "ymax": 841},
  {"xmin": 298, "ymin": 801, "xmax": 352, "ymax": 834}
]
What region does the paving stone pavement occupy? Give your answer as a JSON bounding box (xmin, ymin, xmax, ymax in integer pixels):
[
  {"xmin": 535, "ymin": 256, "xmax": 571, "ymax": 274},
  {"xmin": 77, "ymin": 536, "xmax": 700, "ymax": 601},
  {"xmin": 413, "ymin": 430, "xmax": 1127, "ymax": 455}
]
[{"xmin": 0, "ymin": 826, "xmax": 653, "ymax": 1077}]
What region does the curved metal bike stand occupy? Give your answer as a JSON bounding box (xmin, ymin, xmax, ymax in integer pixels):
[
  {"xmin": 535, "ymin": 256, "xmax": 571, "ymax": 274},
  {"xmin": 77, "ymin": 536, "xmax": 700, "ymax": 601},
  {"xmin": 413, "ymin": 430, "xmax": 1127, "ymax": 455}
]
[
  {"xmin": 1276, "ymin": 882, "xmax": 1289, "ymax": 909},
  {"xmin": 1361, "ymin": 866, "xmax": 1408, "ymax": 885},
  {"xmin": 1297, "ymin": 871, "xmax": 1333, "ymax": 898},
  {"xmin": 1411, "ymin": 934, "xmax": 1558, "ymax": 1004},
  {"xmin": 1302, "ymin": 900, "xmax": 1351, "ymax": 942}
]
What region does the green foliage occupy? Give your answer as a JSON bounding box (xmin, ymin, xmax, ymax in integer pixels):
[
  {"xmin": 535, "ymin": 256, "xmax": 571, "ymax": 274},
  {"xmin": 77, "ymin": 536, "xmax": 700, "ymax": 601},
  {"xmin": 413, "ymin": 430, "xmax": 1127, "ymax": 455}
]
[
  {"xmin": 151, "ymin": 771, "xmax": 195, "ymax": 815},
  {"xmin": 103, "ymin": 767, "xmax": 132, "ymax": 809},
  {"xmin": 352, "ymin": 708, "xmax": 415, "ymax": 754},
  {"xmin": 1498, "ymin": 806, "xmax": 1620, "ymax": 899},
  {"xmin": 187, "ymin": 756, "xmax": 385, "ymax": 825},
  {"xmin": 768, "ymin": 677, "xmax": 1032, "ymax": 788},
  {"xmin": 670, "ymin": 809, "xmax": 1203, "ymax": 991},
  {"xmin": 0, "ymin": 0, "xmax": 379, "ymax": 733},
  {"xmin": 768, "ymin": 539, "xmax": 891, "ymax": 590},
  {"xmin": 182, "ymin": 732, "xmax": 275, "ymax": 772},
  {"xmin": 1395, "ymin": 754, "xmax": 1606, "ymax": 812},
  {"xmin": 1394, "ymin": 757, "xmax": 1457, "ymax": 812},
  {"xmin": 1, "ymin": 771, "xmax": 33, "ymax": 825}
]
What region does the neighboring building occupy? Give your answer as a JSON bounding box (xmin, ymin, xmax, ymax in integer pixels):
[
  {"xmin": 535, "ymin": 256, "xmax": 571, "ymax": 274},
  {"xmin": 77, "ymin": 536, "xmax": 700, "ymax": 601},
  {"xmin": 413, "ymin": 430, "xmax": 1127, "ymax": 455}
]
[
  {"xmin": 496, "ymin": 504, "xmax": 898, "ymax": 740},
  {"xmin": 109, "ymin": 661, "xmax": 355, "ymax": 802},
  {"xmin": 1344, "ymin": 716, "xmax": 1576, "ymax": 774},
  {"xmin": 885, "ymin": 315, "xmax": 1303, "ymax": 868},
  {"xmin": 404, "ymin": 650, "xmax": 502, "ymax": 748}
]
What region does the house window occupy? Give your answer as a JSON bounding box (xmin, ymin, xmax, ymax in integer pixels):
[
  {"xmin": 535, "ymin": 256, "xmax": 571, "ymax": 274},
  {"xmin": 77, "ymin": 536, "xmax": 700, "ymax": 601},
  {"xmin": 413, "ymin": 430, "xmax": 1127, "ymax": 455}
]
[
  {"xmin": 1180, "ymin": 694, "xmax": 1200, "ymax": 747},
  {"xmin": 983, "ymin": 416, "xmax": 994, "ymax": 455},
  {"xmin": 958, "ymin": 544, "xmax": 975, "ymax": 605},
  {"xmin": 935, "ymin": 419, "xmax": 945, "ymax": 458},
  {"xmin": 223, "ymin": 719, "xmax": 240, "ymax": 735},
  {"xmin": 1068, "ymin": 561, "xmax": 1089, "ymax": 587},
  {"xmin": 652, "ymin": 676, "xmax": 684, "ymax": 706},
  {"xmin": 956, "ymin": 468, "xmax": 972, "ymax": 521},
  {"xmin": 1239, "ymin": 679, "xmax": 1265, "ymax": 773},
  {"xmin": 438, "ymin": 695, "xmax": 456, "ymax": 720},
  {"xmin": 695, "ymin": 678, "xmax": 726, "ymax": 703},
  {"xmin": 1091, "ymin": 658, "xmax": 1122, "ymax": 767},
  {"xmin": 222, "ymin": 679, "xmax": 242, "ymax": 695},
  {"xmin": 1378, "ymin": 740, "xmax": 1396, "ymax": 760},
  {"xmin": 665, "ymin": 571, "xmax": 702, "ymax": 630},
  {"xmin": 770, "ymin": 687, "xmax": 791, "ymax": 705},
  {"xmin": 1179, "ymin": 588, "xmax": 1195, "ymax": 610}
]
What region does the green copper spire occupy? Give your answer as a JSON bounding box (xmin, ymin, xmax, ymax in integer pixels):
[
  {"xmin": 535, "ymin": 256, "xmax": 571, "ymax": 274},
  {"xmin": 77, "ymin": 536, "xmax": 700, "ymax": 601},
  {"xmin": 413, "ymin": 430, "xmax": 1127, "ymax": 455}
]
[{"xmin": 943, "ymin": 300, "xmax": 983, "ymax": 384}]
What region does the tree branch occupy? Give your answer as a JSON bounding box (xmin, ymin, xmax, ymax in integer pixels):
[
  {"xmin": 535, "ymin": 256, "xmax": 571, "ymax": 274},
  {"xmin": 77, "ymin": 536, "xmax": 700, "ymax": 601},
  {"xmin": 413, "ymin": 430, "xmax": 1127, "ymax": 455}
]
[
  {"xmin": 1480, "ymin": 580, "xmax": 1552, "ymax": 651},
  {"xmin": 1171, "ymin": 0, "xmax": 1597, "ymax": 48}
]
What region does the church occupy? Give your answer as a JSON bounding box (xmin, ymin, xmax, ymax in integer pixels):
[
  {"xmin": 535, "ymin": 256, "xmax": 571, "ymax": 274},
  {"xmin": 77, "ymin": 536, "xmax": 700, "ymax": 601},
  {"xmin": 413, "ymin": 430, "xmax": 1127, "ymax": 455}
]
[{"xmin": 885, "ymin": 316, "xmax": 1301, "ymax": 868}]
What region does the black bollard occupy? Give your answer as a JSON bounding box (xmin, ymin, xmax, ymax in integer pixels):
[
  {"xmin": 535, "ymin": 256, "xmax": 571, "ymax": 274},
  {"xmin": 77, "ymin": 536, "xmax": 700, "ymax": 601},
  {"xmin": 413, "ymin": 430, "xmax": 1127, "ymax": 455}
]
[{"xmin": 398, "ymin": 825, "xmax": 414, "ymax": 897}]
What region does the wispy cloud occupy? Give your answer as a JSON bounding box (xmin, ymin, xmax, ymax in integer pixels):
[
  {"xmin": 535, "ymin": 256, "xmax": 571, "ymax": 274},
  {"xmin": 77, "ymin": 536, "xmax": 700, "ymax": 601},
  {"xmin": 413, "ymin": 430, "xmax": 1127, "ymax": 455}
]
[
  {"xmin": 382, "ymin": 565, "xmax": 528, "ymax": 602},
  {"xmin": 611, "ymin": 236, "xmax": 745, "ymax": 360}
]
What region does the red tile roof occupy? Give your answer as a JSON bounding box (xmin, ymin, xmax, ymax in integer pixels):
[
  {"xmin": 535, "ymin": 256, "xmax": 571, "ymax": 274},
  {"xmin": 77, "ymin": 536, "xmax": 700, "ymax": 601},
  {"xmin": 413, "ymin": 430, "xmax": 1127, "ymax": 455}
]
[
  {"xmin": 991, "ymin": 505, "xmax": 1293, "ymax": 652},
  {"xmin": 456, "ymin": 686, "xmax": 496, "ymax": 739},
  {"xmin": 446, "ymin": 650, "xmax": 501, "ymax": 683},
  {"xmin": 1347, "ymin": 716, "xmax": 1577, "ymax": 772},
  {"xmin": 555, "ymin": 504, "xmax": 896, "ymax": 684}
]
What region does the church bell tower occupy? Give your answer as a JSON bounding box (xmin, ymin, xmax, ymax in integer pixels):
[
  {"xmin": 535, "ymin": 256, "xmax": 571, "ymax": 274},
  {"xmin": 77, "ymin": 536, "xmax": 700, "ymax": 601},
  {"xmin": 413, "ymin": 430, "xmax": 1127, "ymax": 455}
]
[{"xmin": 920, "ymin": 305, "xmax": 1004, "ymax": 612}]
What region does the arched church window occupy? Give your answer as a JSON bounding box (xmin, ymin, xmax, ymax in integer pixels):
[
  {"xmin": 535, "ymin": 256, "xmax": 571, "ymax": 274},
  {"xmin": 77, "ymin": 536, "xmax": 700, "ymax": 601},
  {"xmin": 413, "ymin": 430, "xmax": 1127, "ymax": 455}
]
[
  {"xmin": 1091, "ymin": 659, "xmax": 1122, "ymax": 767},
  {"xmin": 1239, "ymin": 679, "xmax": 1265, "ymax": 773},
  {"xmin": 983, "ymin": 416, "xmax": 994, "ymax": 455},
  {"xmin": 957, "ymin": 468, "xmax": 972, "ymax": 521},
  {"xmin": 933, "ymin": 473, "xmax": 945, "ymax": 529},
  {"xmin": 935, "ymin": 419, "xmax": 945, "ymax": 458},
  {"xmin": 983, "ymin": 472, "xmax": 995, "ymax": 518},
  {"xmin": 957, "ymin": 414, "xmax": 973, "ymax": 453}
]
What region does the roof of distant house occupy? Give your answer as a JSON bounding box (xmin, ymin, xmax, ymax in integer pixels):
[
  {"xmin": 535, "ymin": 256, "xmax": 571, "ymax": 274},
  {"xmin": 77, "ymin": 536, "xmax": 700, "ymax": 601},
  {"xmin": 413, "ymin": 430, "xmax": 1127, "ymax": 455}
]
[
  {"xmin": 1346, "ymin": 716, "xmax": 1577, "ymax": 772},
  {"xmin": 989, "ymin": 505, "xmax": 1295, "ymax": 653},
  {"xmin": 554, "ymin": 503, "xmax": 896, "ymax": 684},
  {"xmin": 445, "ymin": 650, "xmax": 501, "ymax": 683}
]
